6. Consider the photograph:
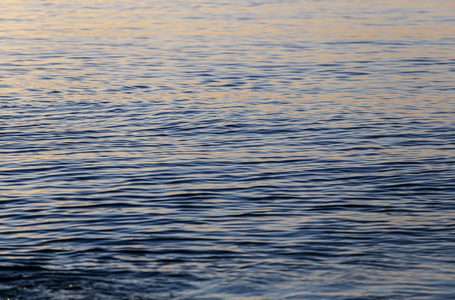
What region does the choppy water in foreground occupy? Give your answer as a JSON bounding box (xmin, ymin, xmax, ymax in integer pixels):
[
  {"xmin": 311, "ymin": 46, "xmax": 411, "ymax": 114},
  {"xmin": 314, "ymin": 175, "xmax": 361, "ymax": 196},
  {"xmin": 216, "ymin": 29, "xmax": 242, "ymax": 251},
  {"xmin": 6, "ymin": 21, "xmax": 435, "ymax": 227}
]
[{"xmin": 1, "ymin": 0, "xmax": 455, "ymax": 299}]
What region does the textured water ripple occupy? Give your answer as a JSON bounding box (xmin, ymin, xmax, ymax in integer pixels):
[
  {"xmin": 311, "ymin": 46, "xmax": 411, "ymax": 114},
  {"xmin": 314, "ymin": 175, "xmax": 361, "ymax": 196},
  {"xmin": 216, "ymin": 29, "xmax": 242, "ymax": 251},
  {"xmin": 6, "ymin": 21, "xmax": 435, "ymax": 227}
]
[{"xmin": 1, "ymin": 0, "xmax": 455, "ymax": 299}]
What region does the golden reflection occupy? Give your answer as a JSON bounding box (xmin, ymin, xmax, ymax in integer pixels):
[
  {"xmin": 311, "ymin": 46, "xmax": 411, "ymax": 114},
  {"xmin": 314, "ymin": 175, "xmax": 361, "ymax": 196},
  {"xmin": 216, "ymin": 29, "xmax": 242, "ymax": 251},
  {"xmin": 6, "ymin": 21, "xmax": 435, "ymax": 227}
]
[{"xmin": 2, "ymin": 0, "xmax": 452, "ymax": 42}]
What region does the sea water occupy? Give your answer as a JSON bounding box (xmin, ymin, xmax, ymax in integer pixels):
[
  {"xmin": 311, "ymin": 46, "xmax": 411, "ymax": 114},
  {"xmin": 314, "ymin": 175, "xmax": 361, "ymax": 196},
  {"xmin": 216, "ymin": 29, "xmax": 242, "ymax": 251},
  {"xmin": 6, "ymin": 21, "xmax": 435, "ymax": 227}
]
[{"xmin": 0, "ymin": 0, "xmax": 454, "ymax": 299}]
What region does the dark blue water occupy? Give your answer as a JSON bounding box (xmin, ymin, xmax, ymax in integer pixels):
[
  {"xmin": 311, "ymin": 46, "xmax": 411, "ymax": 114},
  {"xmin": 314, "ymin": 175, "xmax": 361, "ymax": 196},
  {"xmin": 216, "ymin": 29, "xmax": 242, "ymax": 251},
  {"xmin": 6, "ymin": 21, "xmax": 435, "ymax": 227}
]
[{"xmin": 1, "ymin": 0, "xmax": 455, "ymax": 299}]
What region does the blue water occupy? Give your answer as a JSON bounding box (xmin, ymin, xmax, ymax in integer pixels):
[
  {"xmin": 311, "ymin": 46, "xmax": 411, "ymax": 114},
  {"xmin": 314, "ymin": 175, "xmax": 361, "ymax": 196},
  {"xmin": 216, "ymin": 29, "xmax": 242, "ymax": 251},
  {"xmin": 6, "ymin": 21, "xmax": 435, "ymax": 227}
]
[{"xmin": 1, "ymin": 0, "xmax": 454, "ymax": 299}]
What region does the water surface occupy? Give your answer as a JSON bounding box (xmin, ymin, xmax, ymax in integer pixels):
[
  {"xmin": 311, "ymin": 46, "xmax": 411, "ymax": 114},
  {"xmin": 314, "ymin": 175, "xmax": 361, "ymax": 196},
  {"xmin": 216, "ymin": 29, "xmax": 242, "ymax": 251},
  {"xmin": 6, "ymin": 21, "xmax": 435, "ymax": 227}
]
[{"xmin": 1, "ymin": 0, "xmax": 455, "ymax": 299}]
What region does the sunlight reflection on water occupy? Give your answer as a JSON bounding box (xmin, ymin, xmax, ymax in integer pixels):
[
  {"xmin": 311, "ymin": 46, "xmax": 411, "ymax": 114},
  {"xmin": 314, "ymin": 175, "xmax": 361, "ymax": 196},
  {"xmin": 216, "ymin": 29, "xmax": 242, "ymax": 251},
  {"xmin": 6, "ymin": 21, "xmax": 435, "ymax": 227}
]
[{"xmin": 0, "ymin": 0, "xmax": 454, "ymax": 299}]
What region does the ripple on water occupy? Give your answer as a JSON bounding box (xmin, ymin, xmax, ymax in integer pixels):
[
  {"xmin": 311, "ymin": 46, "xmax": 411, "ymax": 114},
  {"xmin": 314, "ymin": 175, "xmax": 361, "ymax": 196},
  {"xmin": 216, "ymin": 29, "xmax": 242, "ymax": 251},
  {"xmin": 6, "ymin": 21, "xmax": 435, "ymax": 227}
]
[{"xmin": 1, "ymin": 0, "xmax": 455, "ymax": 299}]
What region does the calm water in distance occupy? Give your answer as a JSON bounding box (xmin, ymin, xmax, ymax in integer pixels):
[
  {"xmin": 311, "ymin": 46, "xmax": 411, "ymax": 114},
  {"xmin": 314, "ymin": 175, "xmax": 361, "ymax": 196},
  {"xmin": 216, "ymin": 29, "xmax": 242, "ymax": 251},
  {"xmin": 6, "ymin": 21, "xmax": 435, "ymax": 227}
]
[{"xmin": 1, "ymin": 0, "xmax": 454, "ymax": 299}]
